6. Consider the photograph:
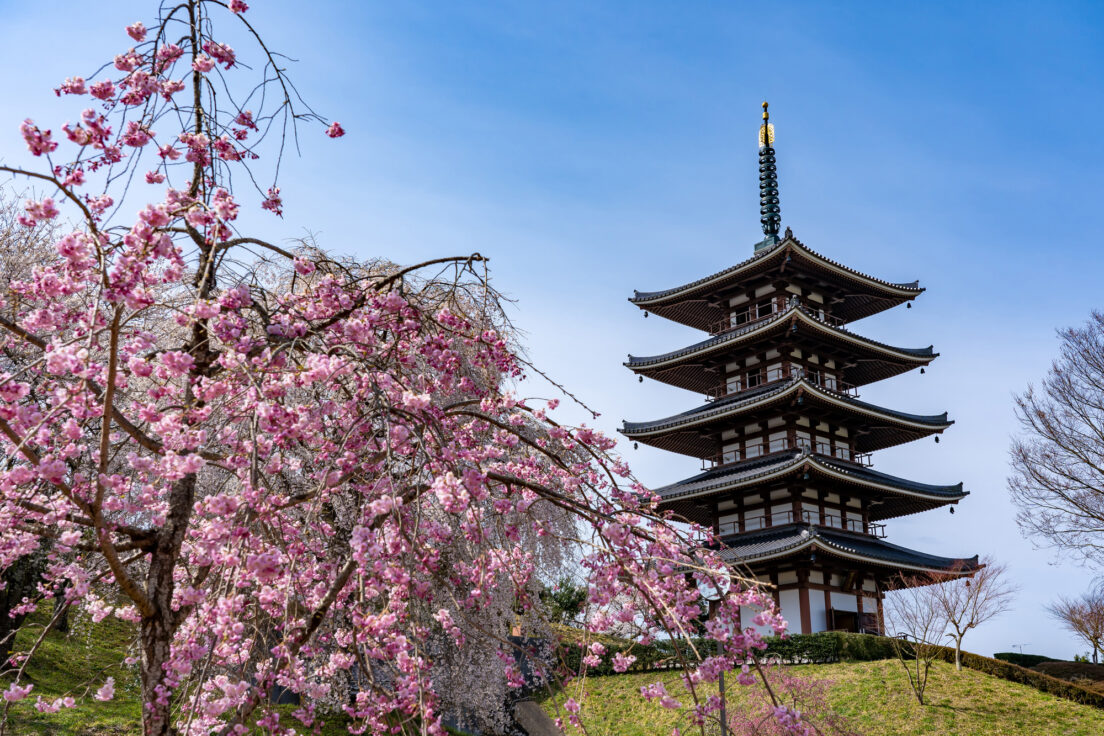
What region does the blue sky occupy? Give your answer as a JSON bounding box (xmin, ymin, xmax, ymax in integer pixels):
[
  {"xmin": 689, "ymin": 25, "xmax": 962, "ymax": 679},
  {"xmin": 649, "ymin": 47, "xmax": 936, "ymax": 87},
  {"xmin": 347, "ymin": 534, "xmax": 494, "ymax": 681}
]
[{"xmin": 3, "ymin": 1, "xmax": 1104, "ymax": 658}]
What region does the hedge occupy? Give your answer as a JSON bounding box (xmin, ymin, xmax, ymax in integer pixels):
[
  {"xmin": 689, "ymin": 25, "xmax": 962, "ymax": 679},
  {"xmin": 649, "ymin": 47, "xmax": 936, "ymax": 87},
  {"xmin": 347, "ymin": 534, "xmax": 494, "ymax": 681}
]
[
  {"xmin": 930, "ymin": 646, "xmax": 1104, "ymax": 709},
  {"xmin": 556, "ymin": 631, "xmax": 898, "ymax": 676},
  {"xmin": 992, "ymin": 652, "xmax": 1060, "ymax": 668}
]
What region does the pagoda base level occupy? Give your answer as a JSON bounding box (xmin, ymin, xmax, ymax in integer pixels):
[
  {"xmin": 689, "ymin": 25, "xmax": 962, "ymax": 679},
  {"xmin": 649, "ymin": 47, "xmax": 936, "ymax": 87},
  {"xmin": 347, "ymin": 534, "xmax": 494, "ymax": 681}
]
[
  {"xmin": 720, "ymin": 524, "xmax": 979, "ymax": 635},
  {"xmin": 737, "ymin": 566, "xmax": 884, "ymax": 636}
]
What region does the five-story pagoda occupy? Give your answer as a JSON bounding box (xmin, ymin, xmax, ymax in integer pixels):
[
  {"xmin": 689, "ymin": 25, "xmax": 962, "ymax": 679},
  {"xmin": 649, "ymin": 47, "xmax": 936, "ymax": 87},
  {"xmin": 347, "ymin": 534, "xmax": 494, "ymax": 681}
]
[{"xmin": 621, "ymin": 103, "xmax": 978, "ymax": 635}]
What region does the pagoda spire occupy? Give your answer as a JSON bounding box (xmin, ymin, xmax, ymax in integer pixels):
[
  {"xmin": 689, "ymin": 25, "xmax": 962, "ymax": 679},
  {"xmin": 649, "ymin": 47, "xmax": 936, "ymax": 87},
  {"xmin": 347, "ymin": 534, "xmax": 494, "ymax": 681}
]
[{"xmin": 756, "ymin": 101, "xmax": 782, "ymax": 251}]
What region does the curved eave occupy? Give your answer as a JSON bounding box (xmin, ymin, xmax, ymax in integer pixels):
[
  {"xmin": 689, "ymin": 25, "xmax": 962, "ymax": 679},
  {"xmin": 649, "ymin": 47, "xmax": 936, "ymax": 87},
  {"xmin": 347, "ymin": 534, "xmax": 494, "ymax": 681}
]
[
  {"xmin": 624, "ymin": 306, "xmax": 935, "ymax": 392},
  {"xmin": 719, "ymin": 524, "xmax": 979, "ymax": 576},
  {"xmin": 652, "ymin": 452, "xmax": 966, "ymax": 525},
  {"xmin": 621, "ymin": 378, "xmax": 952, "ymax": 457},
  {"xmin": 629, "ymin": 236, "xmax": 924, "ymax": 329}
]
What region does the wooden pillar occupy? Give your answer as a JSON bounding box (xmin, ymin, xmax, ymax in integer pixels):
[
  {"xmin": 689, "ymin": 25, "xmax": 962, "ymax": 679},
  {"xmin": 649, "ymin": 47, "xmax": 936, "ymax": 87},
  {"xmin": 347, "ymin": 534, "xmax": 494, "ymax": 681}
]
[
  {"xmin": 798, "ymin": 570, "xmax": 812, "ymax": 635},
  {"xmin": 855, "ymin": 574, "xmax": 865, "ymax": 632}
]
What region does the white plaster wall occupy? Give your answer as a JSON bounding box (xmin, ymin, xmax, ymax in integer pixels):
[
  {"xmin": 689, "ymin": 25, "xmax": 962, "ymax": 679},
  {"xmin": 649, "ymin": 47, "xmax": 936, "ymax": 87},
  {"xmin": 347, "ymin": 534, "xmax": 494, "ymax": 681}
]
[
  {"xmin": 830, "ymin": 591, "xmax": 858, "ymax": 613},
  {"xmin": 810, "ymin": 591, "xmax": 828, "ymax": 632},
  {"xmin": 780, "ymin": 590, "xmax": 803, "ymax": 634}
]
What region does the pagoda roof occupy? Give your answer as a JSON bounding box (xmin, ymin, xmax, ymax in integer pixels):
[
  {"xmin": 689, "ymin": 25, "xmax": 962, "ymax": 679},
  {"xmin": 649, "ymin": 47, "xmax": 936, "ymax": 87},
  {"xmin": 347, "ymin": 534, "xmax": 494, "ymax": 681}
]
[
  {"xmin": 629, "ymin": 233, "xmax": 923, "ymax": 329},
  {"xmin": 621, "ymin": 377, "xmax": 951, "ymax": 457},
  {"xmin": 651, "ymin": 450, "xmax": 966, "ymax": 524},
  {"xmin": 718, "ymin": 523, "xmax": 978, "ymax": 576},
  {"xmin": 625, "ymin": 303, "xmax": 935, "ymax": 393}
]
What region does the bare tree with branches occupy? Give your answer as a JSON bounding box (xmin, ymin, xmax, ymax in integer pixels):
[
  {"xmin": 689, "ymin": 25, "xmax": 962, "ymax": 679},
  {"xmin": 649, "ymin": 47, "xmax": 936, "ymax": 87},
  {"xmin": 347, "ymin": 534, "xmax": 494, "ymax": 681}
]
[
  {"xmin": 1010, "ymin": 312, "xmax": 1104, "ymax": 567},
  {"xmin": 883, "ymin": 581, "xmax": 948, "ymax": 706},
  {"xmin": 1049, "ymin": 587, "xmax": 1104, "ymax": 664},
  {"xmin": 929, "ymin": 557, "xmax": 1017, "ymax": 671}
]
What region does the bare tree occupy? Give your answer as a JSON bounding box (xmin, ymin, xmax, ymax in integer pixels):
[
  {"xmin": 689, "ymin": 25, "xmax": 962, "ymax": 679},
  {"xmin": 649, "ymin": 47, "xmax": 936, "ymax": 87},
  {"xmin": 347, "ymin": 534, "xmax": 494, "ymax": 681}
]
[
  {"xmin": 883, "ymin": 580, "xmax": 949, "ymax": 705},
  {"xmin": 1010, "ymin": 312, "xmax": 1104, "ymax": 566},
  {"xmin": 1048, "ymin": 587, "xmax": 1104, "ymax": 664},
  {"xmin": 930, "ymin": 557, "xmax": 1017, "ymax": 671}
]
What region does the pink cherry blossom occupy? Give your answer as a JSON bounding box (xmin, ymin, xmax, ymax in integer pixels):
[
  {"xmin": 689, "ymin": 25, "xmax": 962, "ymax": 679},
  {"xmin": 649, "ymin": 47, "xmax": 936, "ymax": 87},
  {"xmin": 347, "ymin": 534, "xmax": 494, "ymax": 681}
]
[
  {"xmin": 89, "ymin": 80, "xmax": 117, "ymax": 101},
  {"xmin": 127, "ymin": 21, "xmax": 147, "ymax": 41},
  {"xmin": 94, "ymin": 677, "xmax": 115, "ymax": 702},
  {"xmin": 203, "ymin": 40, "xmax": 237, "ymax": 68},
  {"xmin": 2, "ymin": 683, "xmax": 33, "ymax": 702},
  {"xmin": 55, "ymin": 77, "xmax": 86, "ymax": 96},
  {"xmin": 20, "ymin": 119, "xmax": 58, "ymax": 156},
  {"xmin": 192, "ymin": 55, "xmax": 215, "ymax": 73},
  {"xmin": 326, "ymin": 121, "xmax": 346, "ymax": 138}
]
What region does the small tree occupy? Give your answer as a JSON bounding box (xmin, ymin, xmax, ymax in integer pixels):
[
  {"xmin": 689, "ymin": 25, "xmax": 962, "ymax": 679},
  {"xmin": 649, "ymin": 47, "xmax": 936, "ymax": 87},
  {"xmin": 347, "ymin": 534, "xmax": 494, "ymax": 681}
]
[
  {"xmin": 883, "ymin": 580, "xmax": 948, "ymax": 705},
  {"xmin": 929, "ymin": 557, "xmax": 1017, "ymax": 671},
  {"xmin": 1048, "ymin": 588, "xmax": 1104, "ymax": 664},
  {"xmin": 1009, "ymin": 312, "xmax": 1104, "ymax": 567}
]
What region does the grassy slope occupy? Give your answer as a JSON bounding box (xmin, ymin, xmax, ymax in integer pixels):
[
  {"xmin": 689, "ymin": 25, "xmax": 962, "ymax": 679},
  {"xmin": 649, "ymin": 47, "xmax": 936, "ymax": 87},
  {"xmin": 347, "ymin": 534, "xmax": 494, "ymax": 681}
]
[
  {"xmin": 541, "ymin": 659, "xmax": 1104, "ymax": 736},
  {"xmin": 1, "ymin": 607, "xmax": 358, "ymax": 736}
]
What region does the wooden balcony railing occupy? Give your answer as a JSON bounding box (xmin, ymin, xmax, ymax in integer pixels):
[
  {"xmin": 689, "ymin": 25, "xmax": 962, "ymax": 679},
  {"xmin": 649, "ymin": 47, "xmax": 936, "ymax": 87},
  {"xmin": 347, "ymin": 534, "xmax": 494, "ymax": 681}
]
[
  {"xmin": 705, "ymin": 366, "xmax": 859, "ymax": 402},
  {"xmin": 700, "ymin": 442, "xmax": 873, "ymax": 472},
  {"xmin": 708, "ymin": 297, "xmax": 846, "ymax": 336},
  {"xmin": 716, "ymin": 509, "xmax": 887, "ymax": 538}
]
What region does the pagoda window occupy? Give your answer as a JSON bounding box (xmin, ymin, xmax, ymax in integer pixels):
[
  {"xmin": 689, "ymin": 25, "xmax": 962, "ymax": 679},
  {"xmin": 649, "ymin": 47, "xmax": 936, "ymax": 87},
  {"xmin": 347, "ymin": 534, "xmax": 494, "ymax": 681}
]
[
  {"xmin": 745, "ymin": 439, "xmax": 764, "ymax": 458},
  {"xmin": 726, "ymin": 376, "xmax": 742, "ymax": 394},
  {"xmin": 795, "ymin": 431, "xmax": 812, "ymax": 451},
  {"xmin": 766, "ymin": 362, "xmax": 785, "ymax": 382},
  {"xmin": 746, "ymin": 371, "xmax": 763, "ymax": 389},
  {"xmin": 768, "ymin": 431, "xmax": 788, "ymax": 453},
  {"xmin": 833, "ymin": 443, "xmax": 851, "ymax": 461},
  {"xmin": 745, "ymin": 509, "xmax": 766, "ymax": 530},
  {"xmin": 770, "ymin": 504, "xmax": 791, "ymax": 525},
  {"xmin": 815, "ymin": 436, "xmax": 832, "ymax": 456}
]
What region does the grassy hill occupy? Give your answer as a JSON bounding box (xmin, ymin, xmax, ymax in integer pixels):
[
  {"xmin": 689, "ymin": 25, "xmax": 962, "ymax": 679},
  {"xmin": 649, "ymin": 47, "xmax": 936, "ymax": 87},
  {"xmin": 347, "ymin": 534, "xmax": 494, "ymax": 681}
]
[
  {"xmin": 8, "ymin": 609, "xmax": 1104, "ymax": 735},
  {"xmin": 539, "ymin": 659, "xmax": 1104, "ymax": 736}
]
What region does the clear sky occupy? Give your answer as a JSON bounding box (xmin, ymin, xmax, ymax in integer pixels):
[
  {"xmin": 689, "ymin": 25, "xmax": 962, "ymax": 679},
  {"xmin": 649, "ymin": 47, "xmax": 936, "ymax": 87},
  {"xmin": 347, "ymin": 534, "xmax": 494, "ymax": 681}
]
[{"xmin": 3, "ymin": 0, "xmax": 1104, "ymax": 659}]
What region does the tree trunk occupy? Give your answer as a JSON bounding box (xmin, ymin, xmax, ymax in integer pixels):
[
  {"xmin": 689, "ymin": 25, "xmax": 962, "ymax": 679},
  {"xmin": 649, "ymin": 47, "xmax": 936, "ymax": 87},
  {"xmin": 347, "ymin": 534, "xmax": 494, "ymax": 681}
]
[
  {"xmin": 139, "ymin": 474, "xmax": 197, "ymax": 736},
  {"xmin": 955, "ymin": 638, "xmax": 963, "ymax": 671},
  {"xmin": 140, "ymin": 548, "xmax": 178, "ymax": 736}
]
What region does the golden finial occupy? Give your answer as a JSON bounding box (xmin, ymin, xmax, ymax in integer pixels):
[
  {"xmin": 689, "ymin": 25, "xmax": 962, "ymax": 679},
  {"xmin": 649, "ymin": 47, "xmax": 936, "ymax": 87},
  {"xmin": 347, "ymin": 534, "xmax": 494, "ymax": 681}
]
[{"xmin": 758, "ymin": 101, "xmax": 775, "ymax": 147}]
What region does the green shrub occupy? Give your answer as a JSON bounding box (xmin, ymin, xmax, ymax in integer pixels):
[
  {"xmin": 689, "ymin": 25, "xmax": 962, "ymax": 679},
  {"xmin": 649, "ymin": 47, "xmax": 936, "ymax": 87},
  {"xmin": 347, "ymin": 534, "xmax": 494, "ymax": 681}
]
[
  {"xmin": 838, "ymin": 632, "xmax": 897, "ymax": 661},
  {"xmin": 763, "ymin": 633, "xmax": 841, "ymax": 663},
  {"xmin": 992, "ymin": 652, "xmax": 1060, "ymax": 668}
]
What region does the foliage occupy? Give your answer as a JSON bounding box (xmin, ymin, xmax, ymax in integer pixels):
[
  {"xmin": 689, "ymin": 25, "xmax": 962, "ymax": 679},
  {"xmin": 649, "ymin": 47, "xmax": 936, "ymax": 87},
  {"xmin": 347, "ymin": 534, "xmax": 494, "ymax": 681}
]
[
  {"xmin": 993, "ymin": 652, "xmax": 1060, "ymax": 668},
  {"xmin": 541, "ymin": 578, "xmax": 587, "ymax": 626},
  {"xmin": 1033, "ymin": 661, "xmax": 1104, "ymax": 693},
  {"xmin": 542, "ymin": 659, "xmax": 1104, "ymax": 736},
  {"xmin": 0, "ymin": 3, "xmax": 801, "ymax": 735}
]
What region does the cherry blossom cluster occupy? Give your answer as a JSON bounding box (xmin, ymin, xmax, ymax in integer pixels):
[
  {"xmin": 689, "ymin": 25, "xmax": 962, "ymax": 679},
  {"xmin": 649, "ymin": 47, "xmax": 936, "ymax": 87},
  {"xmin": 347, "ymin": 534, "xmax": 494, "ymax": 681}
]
[{"xmin": 0, "ymin": 3, "xmax": 803, "ymax": 735}]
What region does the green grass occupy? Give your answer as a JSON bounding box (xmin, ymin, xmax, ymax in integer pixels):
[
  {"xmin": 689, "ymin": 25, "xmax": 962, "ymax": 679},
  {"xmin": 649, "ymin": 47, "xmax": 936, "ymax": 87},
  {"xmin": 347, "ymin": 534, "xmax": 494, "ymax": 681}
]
[
  {"xmin": 540, "ymin": 659, "xmax": 1104, "ymax": 736},
  {"xmin": 0, "ymin": 606, "xmax": 358, "ymax": 735}
]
